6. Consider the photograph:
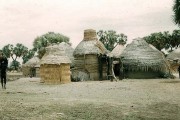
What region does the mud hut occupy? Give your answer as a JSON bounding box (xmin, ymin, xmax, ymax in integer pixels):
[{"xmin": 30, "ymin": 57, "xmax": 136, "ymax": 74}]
[
  {"xmin": 58, "ymin": 42, "xmax": 74, "ymax": 67},
  {"xmin": 72, "ymin": 29, "xmax": 108, "ymax": 81},
  {"xmin": 22, "ymin": 56, "xmax": 40, "ymax": 77},
  {"xmin": 40, "ymin": 44, "xmax": 71, "ymax": 84},
  {"xmin": 166, "ymin": 48, "xmax": 180, "ymax": 72},
  {"xmin": 120, "ymin": 38, "xmax": 172, "ymax": 79}
]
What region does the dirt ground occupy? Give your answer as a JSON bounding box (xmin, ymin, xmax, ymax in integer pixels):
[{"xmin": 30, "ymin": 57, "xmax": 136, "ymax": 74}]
[{"xmin": 0, "ymin": 75, "xmax": 180, "ymax": 120}]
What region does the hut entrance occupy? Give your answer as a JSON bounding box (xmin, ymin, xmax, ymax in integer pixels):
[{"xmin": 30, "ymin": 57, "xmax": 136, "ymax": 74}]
[
  {"xmin": 112, "ymin": 58, "xmax": 124, "ymax": 80},
  {"xmin": 114, "ymin": 64, "xmax": 119, "ymax": 75},
  {"xmin": 98, "ymin": 54, "xmax": 108, "ymax": 80},
  {"xmin": 98, "ymin": 55, "xmax": 124, "ymax": 81}
]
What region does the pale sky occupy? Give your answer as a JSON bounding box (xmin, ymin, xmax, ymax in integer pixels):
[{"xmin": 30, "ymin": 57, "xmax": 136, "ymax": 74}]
[{"xmin": 0, "ymin": 0, "xmax": 178, "ymax": 49}]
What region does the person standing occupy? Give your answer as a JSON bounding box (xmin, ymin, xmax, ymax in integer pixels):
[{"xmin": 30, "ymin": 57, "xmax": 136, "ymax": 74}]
[
  {"xmin": 178, "ymin": 66, "xmax": 180, "ymax": 79},
  {"xmin": 0, "ymin": 52, "xmax": 8, "ymax": 89}
]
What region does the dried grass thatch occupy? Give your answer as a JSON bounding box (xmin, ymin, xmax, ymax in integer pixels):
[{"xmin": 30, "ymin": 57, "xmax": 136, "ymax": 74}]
[
  {"xmin": 22, "ymin": 56, "xmax": 40, "ymax": 77},
  {"xmin": 120, "ymin": 38, "xmax": 172, "ymax": 78},
  {"xmin": 23, "ymin": 56, "xmax": 40, "ymax": 67},
  {"xmin": 40, "ymin": 44, "xmax": 71, "ymax": 84},
  {"xmin": 58, "ymin": 42, "xmax": 74, "ymax": 67},
  {"xmin": 73, "ymin": 29, "xmax": 108, "ymax": 56},
  {"xmin": 72, "ymin": 29, "xmax": 108, "ymax": 81},
  {"xmin": 166, "ymin": 48, "xmax": 180, "ymax": 60},
  {"xmin": 109, "ymin": 44, "xmax": 125, "ymax": 58},
  {"xmin": 166, "ymin": 48, "xmax": 180, "ymax": 72},
  {"xmin": 40, "ymin": 44, "xmax": 71, "ymax": 65}
]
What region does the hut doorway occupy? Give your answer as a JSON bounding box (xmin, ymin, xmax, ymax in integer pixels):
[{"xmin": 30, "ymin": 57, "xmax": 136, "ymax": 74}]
[{"xmin": 114, "ymin": 64, "xmax": 120, "ymax": 76}]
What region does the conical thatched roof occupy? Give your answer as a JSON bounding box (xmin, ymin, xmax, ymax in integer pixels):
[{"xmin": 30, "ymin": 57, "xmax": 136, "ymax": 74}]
[
  {"xmin": 40, "ymin": 44, "xmax": 71, "ymax": 65},
  {"xmin": 109, "ymin": 44, "xmax": 125, "ymax": 58},
  {"xmin": 120, "ymin": 38, "xmax": 170, "ymax": 72},
  {"xmin": 23, "ymin": 56, "xmax": 40, "ymax": 67},
  {"xmin": 58, "ymin": 42, "xmax": 74, "ymax": 65},
  {"xmin": 73, "ymin": 29, "xmax": 108, "ymax": 56},
  {"xmin": 166, "ymin": 48, "xmax": 180, "ymax": 61}
]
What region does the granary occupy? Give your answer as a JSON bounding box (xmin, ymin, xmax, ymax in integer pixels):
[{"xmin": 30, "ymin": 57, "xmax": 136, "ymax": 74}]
[
  {"xmin": 166, "ymin": 48, "xmax": 180, "ymax": 72},
  {"xmin": 58, "ymin": 42, "xmax": 74, "ymax": 67},
  {"xmin": 40, "ymin": 44, "xmax": 71, "ymax": 84},
  {"xmin": 72, "ymin": 29, "xmax": 108, "ymax": 81},
  {"xmin": 108, "ymin": 44, "xmax": 125, "ymax": 79},
  {"xmin": 120, "ymin": 38, "xmax": 172, "ymax": 79},
  {"xmin": 22, "ymin": 56, "xmax": 40, "ymax": 77}
]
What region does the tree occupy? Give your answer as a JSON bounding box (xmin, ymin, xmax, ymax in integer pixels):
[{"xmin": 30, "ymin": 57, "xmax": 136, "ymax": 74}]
[
  {"xmin": 97, "ymin": 30, "xmax": 127, "ymax": 51},
  {"xmin": 144, "ymin": 32, "xmax": 169, "ymax": 51},
  {"xmin": 171, "ymin": 30, "xmax": 180, "ymax": 48},
  {"xmin": 2, "ymin": 43, "xmax": 28, "ymax": 70},
  {"xmin": 173, "ymin": 0, "xmax": 180, "ymax": 26},
  {"xmin": 144, "ymin": 30, "xmax": 180, "ymax": 52},
  {"xmin": 9, "ymin": 60, "xmax": 21, "ymax": 71},
  {"xmin": 22, "ymin": 49, "xmax": 35, "ymax": 64},
  {"xmin": 33, "ymin": 32, "xmax": 70, "ymax": 59}
]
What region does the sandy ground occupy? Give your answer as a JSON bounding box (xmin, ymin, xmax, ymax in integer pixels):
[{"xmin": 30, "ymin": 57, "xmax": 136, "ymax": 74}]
[{"xmin": 0, "ymin": 76, "xmax": 180, "ymax": 120}]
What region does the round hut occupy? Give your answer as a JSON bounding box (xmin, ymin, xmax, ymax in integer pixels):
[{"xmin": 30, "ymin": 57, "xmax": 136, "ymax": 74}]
[
  {"xmin": 110, "ymin": 44, "xmax": 125, "ymax": 58},
  {"xmin": 109, "ymin": 44, "xmax": 125, "ymax": 77},
  {"xmin": 72, "ymin": 29, "xmax": 108, "ymax": 81},
  {"xmin": 22, "ymin": 56, "xmax": 40, "ymax": 77},
  {"xmin": 58, "ymin": 42, "xmax": 74, "ymax": 67},
  {"xmin": 120, "ymin": 38, "xmax": 172, "ymax": 79},
  {"xmin": 40, "ymin": 44, "xmax": 71, "ymax": 84},
  {"xmin": 166, "ymin": 48, "xmax": 180, "ymax": 72}
]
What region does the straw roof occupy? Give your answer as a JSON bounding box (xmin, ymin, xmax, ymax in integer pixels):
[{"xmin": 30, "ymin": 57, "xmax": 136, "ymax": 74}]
[
  {"xmin": 23, "ymin": 56, "xmax": 40, "ymax": 67},
  {"xmin": 58, "ymin": 42, "xmax": 74, "ymax": 63},
  {"xmin": 73, "ymin": 29, "xmax": 108, "ymax": 56},
  {"xmin": 40, "ymin": 44, "xmax": 71, "ymax": 65},
  {"xmin": 166, "ymin": 48, "xmax": 180, "ymax": 61},
  {"xmin": 109, "ymin": 44, "xmax": 125, "ymax": 58},
  {"xmin": 120, "ymin": 38, "xmax": 170, "ymax": 72}
]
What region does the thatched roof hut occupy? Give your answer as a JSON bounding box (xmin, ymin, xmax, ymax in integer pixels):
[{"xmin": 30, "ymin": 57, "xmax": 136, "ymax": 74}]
[
  {"xmin": 40, "ymin": 44, "xmax": 71, "ymax": 84},
  {"xmin": 166, "ymin": 48, "xmax": 180, "ymax": 72},
  {"xmin": 107, "ymin": 44, "xmax": 125, "ymax": 78},
  {"xmin": 72, "ymin": 29, "xmax": 108, "ymax": 81},
  {"xmin": 120, "ymin": 38, "xmax": 172, "ymax": 79},
  {"xmin": 58, "ymin": 42, "xmax": 74, "ymax": 67},
  {"xmin": 110, "ymin": 44, "xmax": 125, "ymax": 58},
  {"xmin": 22, "ymin": 56, "xmax": 40, "ymax": 77}
]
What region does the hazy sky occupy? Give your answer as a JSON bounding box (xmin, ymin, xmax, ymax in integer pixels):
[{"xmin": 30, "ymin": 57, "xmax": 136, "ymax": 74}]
[{"xmin": 0, "ymin": 0, "xmax": 178, "ymax": 49}]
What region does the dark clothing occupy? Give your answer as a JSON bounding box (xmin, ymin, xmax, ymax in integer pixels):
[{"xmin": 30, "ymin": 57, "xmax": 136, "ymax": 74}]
[
  {"xmin": 0, "ymin": 57, "xmax": 8, "ymax": 89},
  {"xmin": 178, "ymin": 66, "xmax": 180, "ymax": 79}
]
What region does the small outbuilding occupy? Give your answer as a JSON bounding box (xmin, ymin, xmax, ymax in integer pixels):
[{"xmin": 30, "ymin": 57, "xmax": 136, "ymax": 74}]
[
  {"xmin": 166, "ymin": 48, "xmax": 180, "ymax": 72},
  {"xmin": 120, "ymin": 38, "xmax": 172, "ymax": 79},
  {"xmin": 40, "ymin": 44, "xmax": 71, "ymax": 84},
  {"xmin": 22, "ymin": 56, "xmax": 40, "ymax": 77},
  {"xmin": 108, "ymin": 44, "xmax": 125, "ymax": 79},
  {"xmin": 72, "ymin": 29, "xmax": 108, "ymax": 81},
  {"xmin": 58, "ymin": 42, "xmax": 74, "ymax": 67}
]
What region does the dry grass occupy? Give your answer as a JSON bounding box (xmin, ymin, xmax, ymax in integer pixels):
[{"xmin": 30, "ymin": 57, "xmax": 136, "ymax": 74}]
[{"xmin": 0, "ymin": 78, "xmax": 180, "ymax": 120}]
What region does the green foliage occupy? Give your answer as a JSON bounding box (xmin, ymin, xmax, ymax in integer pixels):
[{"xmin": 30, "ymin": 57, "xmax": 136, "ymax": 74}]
[
  {"xmin": 171, "ymin": 30, "xmax": 180, "ymax": 48},
  {"xmin": 33, "ymin": 32, "xmax": 70, "ymax": 59},
  {"xmin": 97, "ymin": 30, "xmax": 127, "ymax": 51},
  {"xmin": 173, "ymin": 0, "xmax": 180, "ymax": 26},
  {"xmin": 144, "ymin": 32, "xmax": 169, "ymax": 51},
  {"xmin": 2, "ymin": 43, "xmax": 28, "ymax": 70},
  {"xmin": 144, "ymin": 30, "xmax": 180, "ymax": 51},
  {"xmin": 22, "ymin": 49, "xmax": 35, "ymax": 64},
  {"xmin": 2, "ymin": 44, "xmax": 13, "ymax": 58},
  {"xmin": 9, "ymin": 60, "xmax": 21, "ymax": 71}
]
